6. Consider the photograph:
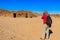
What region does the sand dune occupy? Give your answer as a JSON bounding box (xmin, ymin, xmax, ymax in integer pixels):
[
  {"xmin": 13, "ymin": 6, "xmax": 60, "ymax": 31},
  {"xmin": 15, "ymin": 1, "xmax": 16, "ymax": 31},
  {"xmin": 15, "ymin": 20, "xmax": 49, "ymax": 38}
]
[{"xmin": 0, "ymin": 16, "xmax": 60, "ymax": 40}]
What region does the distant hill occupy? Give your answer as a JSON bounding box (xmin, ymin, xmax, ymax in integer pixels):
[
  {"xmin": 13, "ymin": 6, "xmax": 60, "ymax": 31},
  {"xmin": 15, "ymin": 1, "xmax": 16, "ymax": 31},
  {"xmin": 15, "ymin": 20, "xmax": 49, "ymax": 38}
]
[
  {"xmin": 0, "ymin": 9, "xmax": 41, "ymax": 18},
  {"xmin": 0, "ymin": 9, "xmax": 60, "ymax": 18}
]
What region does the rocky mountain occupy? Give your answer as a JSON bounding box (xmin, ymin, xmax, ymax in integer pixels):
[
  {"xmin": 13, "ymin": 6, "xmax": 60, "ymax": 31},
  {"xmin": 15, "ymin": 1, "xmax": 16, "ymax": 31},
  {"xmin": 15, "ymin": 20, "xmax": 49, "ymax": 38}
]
[{"xmin": 0, "ymin": 9, "xmax": 40, "ymax": 18}]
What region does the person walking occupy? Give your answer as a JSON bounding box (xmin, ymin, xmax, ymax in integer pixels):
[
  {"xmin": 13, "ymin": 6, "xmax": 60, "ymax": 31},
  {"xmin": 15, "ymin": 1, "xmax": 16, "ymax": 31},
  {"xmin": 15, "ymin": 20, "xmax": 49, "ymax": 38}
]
[{"xmin": 40, "ymin": 11, "xmax": 52, "ymax": 40}]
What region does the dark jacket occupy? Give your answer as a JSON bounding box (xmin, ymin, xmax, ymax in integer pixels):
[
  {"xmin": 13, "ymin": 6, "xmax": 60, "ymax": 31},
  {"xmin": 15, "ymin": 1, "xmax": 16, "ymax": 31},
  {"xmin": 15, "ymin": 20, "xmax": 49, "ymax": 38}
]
[{"xmin": 46, "ymin": 15, "xmax": 52, "ymax": 27}]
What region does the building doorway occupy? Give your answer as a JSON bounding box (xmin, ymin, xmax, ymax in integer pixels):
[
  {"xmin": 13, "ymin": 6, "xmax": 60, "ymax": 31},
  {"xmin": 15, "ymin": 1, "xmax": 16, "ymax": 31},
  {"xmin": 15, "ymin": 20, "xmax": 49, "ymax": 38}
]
[
  {"xmin": 13, "ymin": 13, "xmax": 16, "ymax": 18},
  {"xmin": 25, "ymin": 13, "xmax": 28, "ymax": 18}
]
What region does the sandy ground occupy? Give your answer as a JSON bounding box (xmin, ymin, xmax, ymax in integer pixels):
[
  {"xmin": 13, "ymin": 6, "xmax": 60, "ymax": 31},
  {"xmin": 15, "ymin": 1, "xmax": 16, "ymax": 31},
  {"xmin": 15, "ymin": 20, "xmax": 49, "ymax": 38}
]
[{"xmin": 0, "ymin": 16, "xmax": 60, "ymax": 40}]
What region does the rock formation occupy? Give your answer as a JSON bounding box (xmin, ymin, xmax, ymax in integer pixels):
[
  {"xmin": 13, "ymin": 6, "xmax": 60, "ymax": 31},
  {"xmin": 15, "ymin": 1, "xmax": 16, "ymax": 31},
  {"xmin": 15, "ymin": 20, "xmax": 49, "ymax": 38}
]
[{"xmin": 0, "ymin": 10, "xmax": 38, "ymax": 18}]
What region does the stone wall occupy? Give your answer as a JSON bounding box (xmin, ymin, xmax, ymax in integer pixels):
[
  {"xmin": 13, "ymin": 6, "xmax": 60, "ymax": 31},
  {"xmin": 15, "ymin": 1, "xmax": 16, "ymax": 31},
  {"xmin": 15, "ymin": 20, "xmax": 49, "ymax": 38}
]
[{"xmin": 0, "ymin": 10, "xmax": 37, "ymax": 18}]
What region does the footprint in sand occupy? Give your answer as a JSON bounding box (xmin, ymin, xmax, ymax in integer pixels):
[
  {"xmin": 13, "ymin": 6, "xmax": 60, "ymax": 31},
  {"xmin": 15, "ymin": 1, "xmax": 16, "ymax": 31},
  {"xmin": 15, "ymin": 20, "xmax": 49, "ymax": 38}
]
[{"xmin": 10, "ymin": 36, "xmax": 16, "ymax": 40}]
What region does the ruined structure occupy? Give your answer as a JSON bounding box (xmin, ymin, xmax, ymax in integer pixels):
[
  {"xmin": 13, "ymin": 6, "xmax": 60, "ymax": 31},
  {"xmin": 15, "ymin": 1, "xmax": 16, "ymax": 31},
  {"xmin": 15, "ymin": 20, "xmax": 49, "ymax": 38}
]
[{"xmin": 0, "ymin": 10, "xmax": 37, "ymax": 18}]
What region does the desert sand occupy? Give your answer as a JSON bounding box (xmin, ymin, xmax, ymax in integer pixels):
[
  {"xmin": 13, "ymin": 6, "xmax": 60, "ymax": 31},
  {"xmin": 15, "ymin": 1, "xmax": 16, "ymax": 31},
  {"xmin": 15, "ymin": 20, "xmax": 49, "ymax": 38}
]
[{"xmin": 0, "ymin": 16, "xmax": 60, "ymax": 40}]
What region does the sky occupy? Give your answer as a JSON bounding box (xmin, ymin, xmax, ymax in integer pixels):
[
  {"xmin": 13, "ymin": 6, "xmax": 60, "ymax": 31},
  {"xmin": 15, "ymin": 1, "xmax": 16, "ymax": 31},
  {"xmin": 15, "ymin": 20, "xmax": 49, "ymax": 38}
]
[{"xmin": 0, "ymin": 0, "xmax": 60, "ymax": 14}]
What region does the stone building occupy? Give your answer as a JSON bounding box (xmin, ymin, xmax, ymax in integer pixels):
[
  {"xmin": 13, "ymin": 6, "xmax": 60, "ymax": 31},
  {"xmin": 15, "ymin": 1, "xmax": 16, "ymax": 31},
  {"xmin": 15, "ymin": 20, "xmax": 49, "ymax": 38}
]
[{"xmin": 0, "ymin": 10, "xmax": 37, "ymax": 18}]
